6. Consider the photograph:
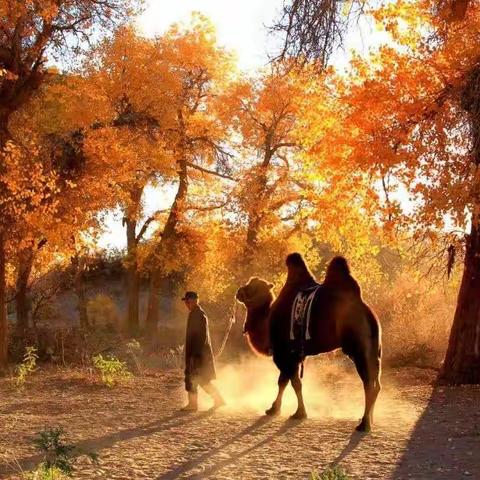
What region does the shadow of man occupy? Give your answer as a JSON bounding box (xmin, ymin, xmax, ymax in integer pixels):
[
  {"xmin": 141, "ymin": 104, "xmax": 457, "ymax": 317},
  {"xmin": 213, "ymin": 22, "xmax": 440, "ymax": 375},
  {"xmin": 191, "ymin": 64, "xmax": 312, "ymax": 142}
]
[{"xmin": 0, "ymin": 410, "xmax": 214, "ymax": 477}]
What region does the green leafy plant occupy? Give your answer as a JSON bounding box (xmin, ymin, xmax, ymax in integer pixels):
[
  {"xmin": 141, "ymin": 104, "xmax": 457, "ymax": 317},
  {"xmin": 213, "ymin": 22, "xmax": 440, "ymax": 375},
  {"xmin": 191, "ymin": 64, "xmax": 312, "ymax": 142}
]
[
  {"xmin": 24, "ymin": 427, "xmax": 97, "ymax": 479},
  {"xmin": 92, "ymin": 353, "xmax": 132, "ymax": 387},
  {"xmin": 24, "ymin": 465, "xmax": 67, "ymax": 480},
  {"xmin": 14, "ymin": 346, "xmax": 38, "ymax": 390},
  {"xmin": 310, "ymin": 466, "xmax": 350, "ymax": 480}
]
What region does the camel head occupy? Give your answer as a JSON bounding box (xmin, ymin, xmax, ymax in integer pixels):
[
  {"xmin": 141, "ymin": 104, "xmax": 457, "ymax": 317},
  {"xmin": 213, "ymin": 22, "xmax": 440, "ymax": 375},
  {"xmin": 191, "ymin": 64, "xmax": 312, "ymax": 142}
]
[
  {"xmin": 236, "ymin": 277, "xmax": 275, "ymax": 356},
  {"xmin": 236, "ymin": 277, "xmax": 274, "ymax": 309}
]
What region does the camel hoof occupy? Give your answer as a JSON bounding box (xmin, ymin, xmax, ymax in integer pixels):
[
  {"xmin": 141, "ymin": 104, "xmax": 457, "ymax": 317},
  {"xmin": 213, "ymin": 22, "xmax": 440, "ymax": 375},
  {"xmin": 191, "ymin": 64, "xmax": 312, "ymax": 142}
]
[
  {"xmin": 265, "ymin": 405, "xmax": 280, "ymax": 416},
  {"xmin": 290, "ymin": 410, "xmax": 307, "ymax": 420},
  {"xmin": 355, "ymin": 419, "xmax": 371, "ymax": 432}
]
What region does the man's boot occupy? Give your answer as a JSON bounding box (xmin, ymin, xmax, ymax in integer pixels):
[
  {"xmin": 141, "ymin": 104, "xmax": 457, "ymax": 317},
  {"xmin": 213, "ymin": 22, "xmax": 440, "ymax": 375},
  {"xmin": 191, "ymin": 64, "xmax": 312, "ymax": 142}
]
[
  {"xmin": 181, "ymin": 392, "xmax": 198, "ymax": 412},
  {"xmin": 204, "ymin": 383, "xmax": 226, "ymax": 409}
]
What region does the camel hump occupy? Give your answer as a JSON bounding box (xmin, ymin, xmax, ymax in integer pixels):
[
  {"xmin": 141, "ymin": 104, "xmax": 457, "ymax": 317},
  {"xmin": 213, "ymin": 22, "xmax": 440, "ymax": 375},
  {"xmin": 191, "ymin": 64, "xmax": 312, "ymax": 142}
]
[
  {"xmin": 324, "ymin": 256, "xmax": 361, "ymax": 296},
  {"xmin": 285, "ymin": 252, "xmax": 316, "ymax": 286},
  {"xmin": 286, "ymin": 252, "xmax": 306, "ymax": 268},
  {"xmin": 327, "ymin": 256, "xmax": 351, "ymax": 276}
]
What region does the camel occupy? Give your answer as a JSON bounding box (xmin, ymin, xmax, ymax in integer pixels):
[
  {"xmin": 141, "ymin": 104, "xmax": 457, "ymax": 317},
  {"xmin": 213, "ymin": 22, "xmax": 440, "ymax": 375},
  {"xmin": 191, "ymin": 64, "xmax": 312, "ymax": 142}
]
[{"xmin": 236, "ymin": 253, "xmax": 382, "ymax": 432}]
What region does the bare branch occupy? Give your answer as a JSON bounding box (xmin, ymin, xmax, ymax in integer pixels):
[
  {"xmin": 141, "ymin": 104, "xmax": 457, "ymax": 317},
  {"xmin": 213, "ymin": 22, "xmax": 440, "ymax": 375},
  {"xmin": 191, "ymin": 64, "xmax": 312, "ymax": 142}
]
[
  {"xmin": 136, "ymin": 209, "xmax": 169, "ymax": 242},
  {"xmin": 270, "ymin": 0, "xmax": 367, "ymax": 67}
]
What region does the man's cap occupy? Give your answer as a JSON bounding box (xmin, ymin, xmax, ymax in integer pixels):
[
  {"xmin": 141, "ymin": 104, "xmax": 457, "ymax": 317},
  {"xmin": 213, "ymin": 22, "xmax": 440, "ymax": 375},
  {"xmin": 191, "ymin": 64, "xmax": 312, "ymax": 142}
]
[{"xmin": 182, "ymin": 291, "xmax": 198, "ymax": 301}]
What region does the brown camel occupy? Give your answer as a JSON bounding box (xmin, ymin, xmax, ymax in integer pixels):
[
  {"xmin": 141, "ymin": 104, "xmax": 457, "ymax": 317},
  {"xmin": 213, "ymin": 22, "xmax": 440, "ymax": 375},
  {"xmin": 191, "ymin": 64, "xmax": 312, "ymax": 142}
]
[{"xmin": 236, "ymin": 253, "xmax": 382, "ymax": 432}]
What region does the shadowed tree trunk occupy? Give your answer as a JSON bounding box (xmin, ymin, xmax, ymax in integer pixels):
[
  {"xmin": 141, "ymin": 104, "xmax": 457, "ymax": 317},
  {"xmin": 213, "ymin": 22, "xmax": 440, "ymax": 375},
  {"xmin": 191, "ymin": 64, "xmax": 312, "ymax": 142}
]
[
  {"xmin": 442, "ymin": 66, "xmax": 480, "ymax": 384},
  {"xmin": 125, "ymin": 186, "xmax": 143, "ymax": 336},
  {"xmin": 72, "ymin": 255, "xmax": 89, "ymax": 330},
  {"xmin": 442, "ymin": 217, "xmax": 480, "ymax": 384},
  {"xmin": 0, "ymin": 232, "xmax": 8, "ymax": 367},
  {"xmin": 126, "ymin": 216, "xmax": 140, "ymax": 335},
  {"xmin": 0, "ymin": 112, "xmax": 10, "ymax": 366},
  {"xmin": 15, "ymin": 246, "xmax": 35, "ymax": 335}
]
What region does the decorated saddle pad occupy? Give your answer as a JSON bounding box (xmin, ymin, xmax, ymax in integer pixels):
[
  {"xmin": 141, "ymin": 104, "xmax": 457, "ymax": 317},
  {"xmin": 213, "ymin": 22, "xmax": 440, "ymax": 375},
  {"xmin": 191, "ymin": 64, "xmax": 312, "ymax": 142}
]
[{"xmin": 289, "ymin": 284, "xmax": 321, "ymax": 341}]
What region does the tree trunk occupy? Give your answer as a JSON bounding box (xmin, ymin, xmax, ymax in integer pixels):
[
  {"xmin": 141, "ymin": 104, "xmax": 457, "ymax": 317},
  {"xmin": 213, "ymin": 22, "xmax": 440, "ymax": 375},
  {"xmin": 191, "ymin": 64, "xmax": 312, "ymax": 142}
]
[
  {"xmin": 146, "ymin": 271, "xmax": 161, "ymax": 333},
  {"xmin": 146, "ymin": 119, "xmax": 189, "ymax": 330},
  {"xmin": 72, "ymin": 255, "xmax": 89, "ymax": 330},
  {"xmin": 146, "ymin": 272, "xmax": 181, "ymax": 334},
  {"xmin": 442, "ymin": 211, "xmax": 480, "ymax": 384},
  {"xmin": 245, "ymin": 213, "xmax": 262, "ymax": 265},
  {"xmin": 126, "ymin": 216, "xmax": 140, "ymax": 336},
  {"xmin": 0, "ymin": 232, "xmax": 8, "ymax": 367},
  {"xmin": 0, "ymin": 109, "xmax": 10, "ymax": 148},
  {"xmin": 0, "ymin": 112, "xmax": 10, "ymax": 367},
  {"xmin": 243, "ymin": 147, "xmax": 273, "ymax": 265},
  {"xmin": 15, "ymin": 246, "xmax": 34, "ymax": 335},
  {"xmin": 443, "ymin": 69, "xmax": 480, "ymax": 384}
]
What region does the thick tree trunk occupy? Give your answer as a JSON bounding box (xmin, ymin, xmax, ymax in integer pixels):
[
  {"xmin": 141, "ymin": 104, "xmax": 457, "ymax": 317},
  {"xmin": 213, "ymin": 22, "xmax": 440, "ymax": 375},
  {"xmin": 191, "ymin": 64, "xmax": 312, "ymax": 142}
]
[
  {"xmin": 0, "ymin": 109, "xmax": 10, "ymax": 148},
  {"xmin": 442, "ymin": 214, "xmax": 480, "ymax": 384},
  {"xmin": 243, "ymin": 148, "xmax": 273, "ymax": 265},
  {"xmin": 443, "ymin": 70, "xmax": 480, "ymax": 384},
  {"xmin": 0, "ymin": 114, "xmax": 10, "ymax": 366},
  {"xmin": 0, "ymin": 232, "xmax": 8, "ymax": 366},
  {"xmin": 15, "ymin": 246, "xmax": 34, "ymax": 335},
  {"xmin": 126, "ymin": 217, "xmax": 140, "ymax": 336}
]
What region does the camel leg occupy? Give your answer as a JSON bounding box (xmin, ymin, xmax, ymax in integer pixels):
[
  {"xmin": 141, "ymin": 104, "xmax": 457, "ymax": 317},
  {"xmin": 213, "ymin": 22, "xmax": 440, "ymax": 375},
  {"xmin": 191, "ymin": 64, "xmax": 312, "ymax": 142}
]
[
  {"xmin": 265, "ymin": 371, "xmax": 289, "ymax": 416},
  {"xmin": 290, "ymin": 366, "xmax": 307, "ymax": 420},
  {"xmin": 353, "ymin": 351, "xmax": 381, "ymax": 432},
  {"xmin": 369, "ymin": 356, "xmax": 381, "ymax": 425}
]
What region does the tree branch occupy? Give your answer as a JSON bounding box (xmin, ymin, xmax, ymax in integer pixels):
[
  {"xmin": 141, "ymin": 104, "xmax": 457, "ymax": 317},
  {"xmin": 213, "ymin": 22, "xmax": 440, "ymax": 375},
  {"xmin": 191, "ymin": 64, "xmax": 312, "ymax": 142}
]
[
  {"xmin": 136, "ymin": 209, "xmax": 169, "ymax": 242},
  {"xmin": 186, "ymin": 162, "xmax": 237, "ymax": 181}
]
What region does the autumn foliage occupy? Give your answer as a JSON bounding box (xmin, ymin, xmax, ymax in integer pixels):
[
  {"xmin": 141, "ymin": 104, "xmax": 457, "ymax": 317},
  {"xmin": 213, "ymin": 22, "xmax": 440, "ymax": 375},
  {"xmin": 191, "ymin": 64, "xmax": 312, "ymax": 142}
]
[{"xmin": 0, "ymin": 0, "xmax": 479, "ymax": 384}]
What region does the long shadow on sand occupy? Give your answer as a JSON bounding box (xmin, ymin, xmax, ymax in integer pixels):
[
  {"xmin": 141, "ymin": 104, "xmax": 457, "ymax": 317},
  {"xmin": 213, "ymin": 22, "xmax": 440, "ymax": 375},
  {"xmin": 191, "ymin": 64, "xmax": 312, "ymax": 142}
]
[
  {"xmin": 330, "ymin": 430, "xmax": 365, "ymax": 467},
  {"xmin": 392, "ymin": 386, "xmax": 480, "ymax": 480},
  {"xmin": 156, "ymin": 417, "xmax": 301, "ymax": 480},
  {"xmin": 0, "ymin": 410, "xmax": 213, "ymax": 476}
]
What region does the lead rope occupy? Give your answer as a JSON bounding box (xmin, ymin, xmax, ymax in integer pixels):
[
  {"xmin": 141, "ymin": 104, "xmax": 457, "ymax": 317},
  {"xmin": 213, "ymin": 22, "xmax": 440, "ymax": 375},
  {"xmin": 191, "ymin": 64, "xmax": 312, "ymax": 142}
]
[{"xmin": 215, "ymin": 299, "xmax": 238, "ymax": 359}]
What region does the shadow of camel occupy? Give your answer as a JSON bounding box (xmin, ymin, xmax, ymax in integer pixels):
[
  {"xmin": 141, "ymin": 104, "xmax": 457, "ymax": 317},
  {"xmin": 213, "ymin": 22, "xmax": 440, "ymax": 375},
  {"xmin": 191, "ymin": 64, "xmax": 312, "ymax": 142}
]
[
  {"xmin": 156, "ymin": 417, "xmax": 302, "ymax": 480},
  {"xmin": 0, "ymin": 410, "xmax": 213, "ymax": 476},
  {"xmin": 392, "ymin": 386, "xmax": 480, "ymax": 480}
]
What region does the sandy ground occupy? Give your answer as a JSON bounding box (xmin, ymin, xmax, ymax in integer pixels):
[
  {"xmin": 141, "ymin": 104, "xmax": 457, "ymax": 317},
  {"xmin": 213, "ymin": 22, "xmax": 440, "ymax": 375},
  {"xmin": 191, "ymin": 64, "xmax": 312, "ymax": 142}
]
[{"xmin": 1, "ymin": 357, "xmax": 479, "ymax": 480}]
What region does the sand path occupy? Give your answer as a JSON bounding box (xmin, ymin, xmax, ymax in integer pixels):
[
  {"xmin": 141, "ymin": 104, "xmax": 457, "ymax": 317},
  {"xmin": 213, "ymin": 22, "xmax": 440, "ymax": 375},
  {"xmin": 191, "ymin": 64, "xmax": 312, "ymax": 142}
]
[{"xmin": 1, "ymin": 360, "xmax": 479, "ymax": 479}]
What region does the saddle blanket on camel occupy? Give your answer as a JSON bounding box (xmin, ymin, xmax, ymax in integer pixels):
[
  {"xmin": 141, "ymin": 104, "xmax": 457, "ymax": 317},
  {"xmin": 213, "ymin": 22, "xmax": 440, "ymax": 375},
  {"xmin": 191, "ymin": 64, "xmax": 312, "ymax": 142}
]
[{"xmin": 289, "ymin": 284, "xmax": 322, "ymax": 341}]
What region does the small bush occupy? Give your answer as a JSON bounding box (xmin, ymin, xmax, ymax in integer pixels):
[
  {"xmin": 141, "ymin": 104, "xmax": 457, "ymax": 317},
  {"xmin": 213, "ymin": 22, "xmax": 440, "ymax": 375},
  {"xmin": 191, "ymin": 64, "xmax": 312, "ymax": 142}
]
[
  {"xmin": 24, "ymin": 465, "xmax": 67, "ymax": 480},
  {"xmin": 14, "ymin": 346, "xmax": 38, "ymax": 390},
  {"xmin": 311, "ymin": 466, "xmax": 350, "ymax": 480},
  {"xmin": 24, "ymin": 427, "xmax": 97, "ymax": 479},
  {"xmin": 92, "ymin": 353, "xmax": 132, "ymax": 387}
]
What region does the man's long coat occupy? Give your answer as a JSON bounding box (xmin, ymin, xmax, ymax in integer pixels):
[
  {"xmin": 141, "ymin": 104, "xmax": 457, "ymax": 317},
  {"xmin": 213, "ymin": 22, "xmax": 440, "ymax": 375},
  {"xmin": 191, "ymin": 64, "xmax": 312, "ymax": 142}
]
[{"xmin": 185, "ymin": 305, "xmax": 216, "ymax": 387}]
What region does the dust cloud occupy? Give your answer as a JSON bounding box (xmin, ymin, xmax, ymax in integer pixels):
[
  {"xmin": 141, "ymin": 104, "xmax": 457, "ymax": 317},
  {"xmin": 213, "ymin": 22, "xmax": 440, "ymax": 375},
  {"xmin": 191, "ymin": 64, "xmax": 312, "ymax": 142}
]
[{"xmin": 210, "ymin": 354, "xmax": 419, "ymax": 427}]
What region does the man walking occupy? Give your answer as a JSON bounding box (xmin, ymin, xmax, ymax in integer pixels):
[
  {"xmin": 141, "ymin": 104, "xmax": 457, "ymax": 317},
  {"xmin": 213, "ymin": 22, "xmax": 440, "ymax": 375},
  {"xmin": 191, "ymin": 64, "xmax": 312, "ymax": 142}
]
[{"xmin": 181, "ymin": 291, "xmax": 225, "ymax": 412}]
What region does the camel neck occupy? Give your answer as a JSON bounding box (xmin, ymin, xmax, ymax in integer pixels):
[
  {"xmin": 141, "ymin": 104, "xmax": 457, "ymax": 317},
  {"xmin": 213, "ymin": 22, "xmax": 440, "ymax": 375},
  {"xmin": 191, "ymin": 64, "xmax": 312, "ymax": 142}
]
[{"xmin": 246, "ymin": 299, "xmax": 273, "ymax": 356}]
